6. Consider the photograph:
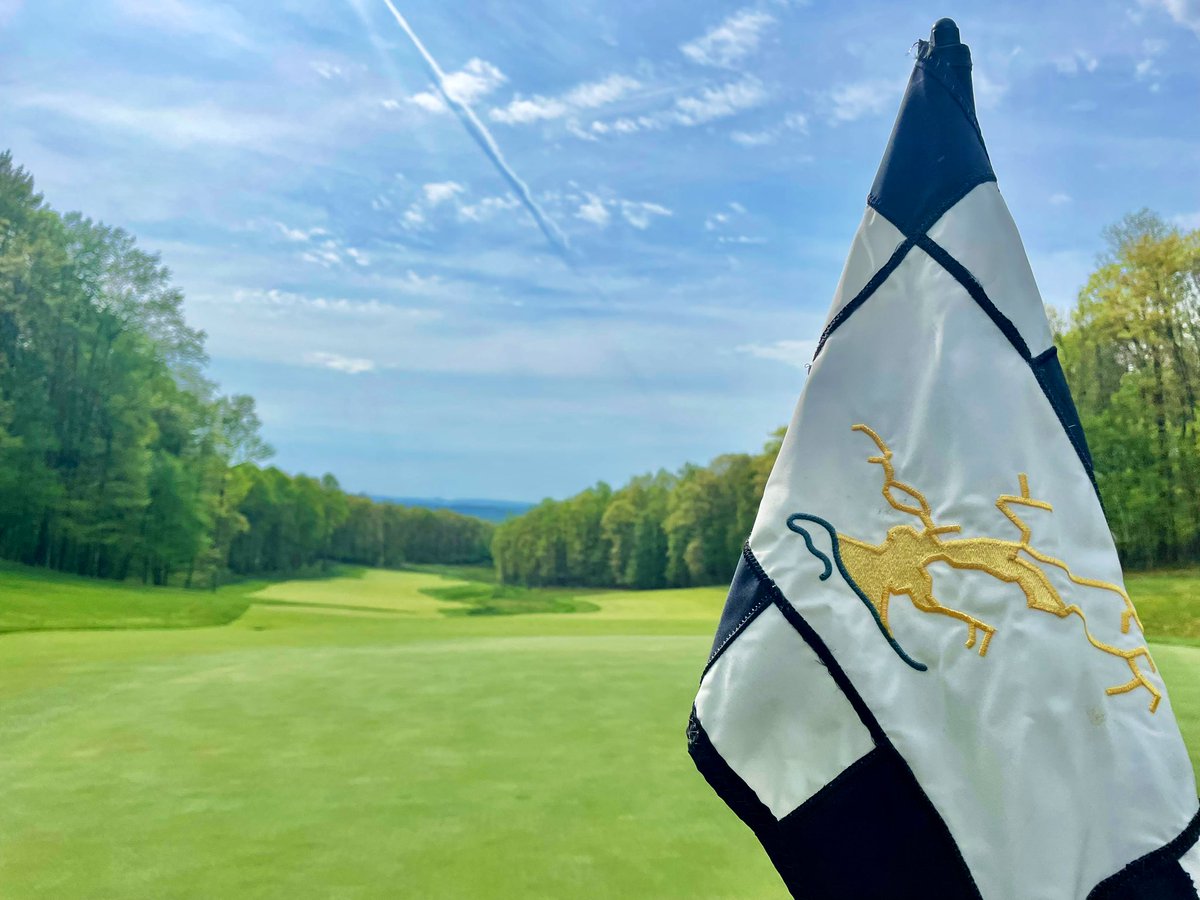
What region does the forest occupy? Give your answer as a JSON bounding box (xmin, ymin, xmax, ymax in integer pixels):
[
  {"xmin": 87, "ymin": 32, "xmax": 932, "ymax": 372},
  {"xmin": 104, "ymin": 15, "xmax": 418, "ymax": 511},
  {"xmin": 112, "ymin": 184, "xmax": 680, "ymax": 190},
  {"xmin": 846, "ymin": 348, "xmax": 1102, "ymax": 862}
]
[
  {"xmin": 0, "ymin": 153, "xmax": 490, "ymax": 587},
  {"xmin": 5, "ymin": 146, "xmax": 1200, "ymax": 592},
  {"xmin": 494, "ymin": 212, "xmax": 1200, "ymax": 588}
]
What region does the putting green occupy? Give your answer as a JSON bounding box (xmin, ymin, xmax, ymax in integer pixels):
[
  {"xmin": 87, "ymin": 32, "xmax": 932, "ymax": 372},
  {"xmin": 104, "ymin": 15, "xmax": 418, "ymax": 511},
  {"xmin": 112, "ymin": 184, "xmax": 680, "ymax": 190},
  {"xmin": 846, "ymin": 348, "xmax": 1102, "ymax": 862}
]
[{"xmin": 0, "ymin": 568, "xmax": 1197, "ymax": 898}]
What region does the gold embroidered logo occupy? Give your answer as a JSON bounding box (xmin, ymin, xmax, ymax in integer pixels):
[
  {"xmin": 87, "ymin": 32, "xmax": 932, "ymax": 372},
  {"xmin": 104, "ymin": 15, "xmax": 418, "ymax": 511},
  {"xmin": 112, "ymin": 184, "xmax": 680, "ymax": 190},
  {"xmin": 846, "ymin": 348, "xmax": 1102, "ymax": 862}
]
[{"xmin": 787, "ymin": 424, "xmax": 1160, "ymax": 712}]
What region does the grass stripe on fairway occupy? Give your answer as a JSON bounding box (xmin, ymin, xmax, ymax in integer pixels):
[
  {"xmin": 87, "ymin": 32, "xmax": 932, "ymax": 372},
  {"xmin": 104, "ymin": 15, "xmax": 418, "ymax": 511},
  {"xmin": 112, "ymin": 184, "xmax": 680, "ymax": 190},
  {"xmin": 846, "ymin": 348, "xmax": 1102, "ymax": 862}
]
[{"xmin": 0, "ymin": 566, "xmax": 1197, "ymax": 898}]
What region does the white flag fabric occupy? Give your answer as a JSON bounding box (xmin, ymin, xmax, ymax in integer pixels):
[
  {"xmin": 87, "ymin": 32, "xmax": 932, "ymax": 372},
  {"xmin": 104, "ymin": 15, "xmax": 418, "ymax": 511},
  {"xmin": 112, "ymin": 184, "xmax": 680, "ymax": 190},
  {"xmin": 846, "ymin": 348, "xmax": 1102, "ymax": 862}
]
[{"xmin": 688, "ymin": 19, "xmax": 1200, "ymax": 900}]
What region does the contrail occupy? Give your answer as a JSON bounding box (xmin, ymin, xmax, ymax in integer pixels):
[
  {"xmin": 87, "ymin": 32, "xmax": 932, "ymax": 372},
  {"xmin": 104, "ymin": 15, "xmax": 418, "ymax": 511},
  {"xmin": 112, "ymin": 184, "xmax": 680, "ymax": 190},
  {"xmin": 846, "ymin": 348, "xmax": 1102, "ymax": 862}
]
[{"xmin": 374, "ymin": 0, "xmax": 572, "ymax": 261}]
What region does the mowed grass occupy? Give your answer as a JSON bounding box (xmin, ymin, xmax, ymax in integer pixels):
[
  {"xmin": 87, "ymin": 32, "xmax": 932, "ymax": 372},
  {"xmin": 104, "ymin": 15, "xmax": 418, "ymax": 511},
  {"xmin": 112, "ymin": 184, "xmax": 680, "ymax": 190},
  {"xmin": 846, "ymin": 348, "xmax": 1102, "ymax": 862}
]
[
  {"xmin": 0, "ymin": 568, "xmax": 781, "ymax": 899},
  {"xmin": 0, "ymin": 565, "xmax": 1198, "ymax": 898}
]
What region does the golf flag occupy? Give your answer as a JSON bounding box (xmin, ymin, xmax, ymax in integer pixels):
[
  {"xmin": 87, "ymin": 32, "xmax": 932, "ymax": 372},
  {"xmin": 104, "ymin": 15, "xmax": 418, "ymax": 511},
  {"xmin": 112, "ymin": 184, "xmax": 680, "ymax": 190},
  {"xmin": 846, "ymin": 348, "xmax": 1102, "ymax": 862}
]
[{"xmin": 688, "ymin": 18, "xmax": 1200, "ymax": 900}]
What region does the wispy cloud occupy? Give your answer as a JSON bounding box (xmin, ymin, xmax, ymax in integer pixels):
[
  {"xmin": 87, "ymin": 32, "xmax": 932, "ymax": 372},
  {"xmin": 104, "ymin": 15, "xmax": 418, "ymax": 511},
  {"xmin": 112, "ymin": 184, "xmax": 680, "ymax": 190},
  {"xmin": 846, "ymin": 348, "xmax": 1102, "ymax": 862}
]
[
  {"xmin": 730, "ymin": 111, "xmax": 807, "ymax": 147},
  {"xmin": 1139, "ymin": 0, "xmax": 1200, "ymax": 36},
  {"xmin": 112, "ymin": 0, "xmax": 254, "ymax": 48},
  {"xmin": 406, "ymin": 58, "xmax": 506, "ymax": 113},
  {"xmin": 489, "ymin": 74, "xmax": 641, "ymax": 125},
  {"xmin": 306, "ymin": 351, "xmax": 378, "ymax": 374},
  {"xmin": 619, "ymin": 200, "xmax": 672, "ymax": 230},
  {"xmin": 370, "ymin": 0, "xmax": 571, "ymax": 260},
  {"xmin": 16, "ymin": 92, "xmax": 297, "ymax": 150},
  {"xmin": 575, "ymin": 193, "xmax": 611, "ymax": 227},
  {"xmin": 1054, "ymin": 51, "xmax": 1099, "ymax": 75},
  {"xmin": 587, "ymin": 76, "xmax": 766, "ymax": 136},
  {"xmin": 423, "ymin": 181, "xmax": 465, "ymax": 205},
  {"xmin": 681, "ymin": 8, "xmax": 776, "ymax": 68},
  {"xmin": 824, "ymin": 79, "xmax": 897, "ymax": 123},
  {"xmin": 737, "ymin": 338, "xmax": 815, "ymax": 368}
]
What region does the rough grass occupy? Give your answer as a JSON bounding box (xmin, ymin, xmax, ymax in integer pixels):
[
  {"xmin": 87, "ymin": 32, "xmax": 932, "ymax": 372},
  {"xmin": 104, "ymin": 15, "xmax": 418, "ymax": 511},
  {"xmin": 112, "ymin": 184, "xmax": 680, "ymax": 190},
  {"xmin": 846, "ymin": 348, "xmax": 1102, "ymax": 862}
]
[{"xmin": 0, "ymin": 564, "xmax": 1197, "ymax": 898}]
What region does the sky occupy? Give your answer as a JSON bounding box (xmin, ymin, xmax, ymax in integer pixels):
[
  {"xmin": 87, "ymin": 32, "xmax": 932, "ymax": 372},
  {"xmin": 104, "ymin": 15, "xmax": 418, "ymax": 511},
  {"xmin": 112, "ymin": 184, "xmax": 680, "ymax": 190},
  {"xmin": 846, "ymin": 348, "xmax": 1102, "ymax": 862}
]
[{"xmin": 2, "ymin": 0, "xmax": 1199, "ymax": 502}]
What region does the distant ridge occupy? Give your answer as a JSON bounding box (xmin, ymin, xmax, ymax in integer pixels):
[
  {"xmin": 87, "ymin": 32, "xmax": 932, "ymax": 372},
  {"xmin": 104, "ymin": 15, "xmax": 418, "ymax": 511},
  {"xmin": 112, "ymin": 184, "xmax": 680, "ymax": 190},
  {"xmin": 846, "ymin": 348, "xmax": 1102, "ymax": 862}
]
[{"xmin": 370, "ymin": 496, "xmax": 534, "ymax": 523}]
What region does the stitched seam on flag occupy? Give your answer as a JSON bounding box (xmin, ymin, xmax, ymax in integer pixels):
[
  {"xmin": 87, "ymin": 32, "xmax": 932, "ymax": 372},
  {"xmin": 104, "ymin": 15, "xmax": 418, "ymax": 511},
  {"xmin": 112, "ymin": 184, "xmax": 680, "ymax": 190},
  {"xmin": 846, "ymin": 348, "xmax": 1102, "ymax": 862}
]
[
  {"xmin": 700, "ymin": 551, "xmax": 774, "ymax": 678},
  {"xmin": 740, "ymin": 544, "xmax": 887, "ymax": 744},
  {"xmin": 866, "ymin": 172, "xmax": 997, "ymax": 246},
  {"xmin": 915, "ymin": 58, "xmax": 988, "ymax": 152},
  {"xmin": 1031, "ymin": 345, "xmax": 1101, "ymax": 494},
  {"xmin": 1087, "ymin": 805, "xmax": 1200, "ymax": 899},
  {"xmin": 917, "ymin": 234, "xmax": 1103, "ymax": 500},
  {"xmin": 813, "ymin": 237, "xmax": 914, "ymax": 360},
  {"xmin": 775, "ymin": 746, "xmax": 882, "ymax": 824},
  {"xmin": 741, "ymin": 544, "xmax": 984, "ymax": 899},
  {"xmin": 914, "ymin": 233, "xmax": 1032, "ymax": 359}
]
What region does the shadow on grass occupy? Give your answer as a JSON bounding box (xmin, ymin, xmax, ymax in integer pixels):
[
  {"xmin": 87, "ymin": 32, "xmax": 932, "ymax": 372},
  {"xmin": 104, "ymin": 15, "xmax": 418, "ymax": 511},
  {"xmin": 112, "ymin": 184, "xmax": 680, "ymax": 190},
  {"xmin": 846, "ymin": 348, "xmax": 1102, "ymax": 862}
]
[{"xmin": 420, "ymin": 583, "xmax": 600, "ymax": 617}]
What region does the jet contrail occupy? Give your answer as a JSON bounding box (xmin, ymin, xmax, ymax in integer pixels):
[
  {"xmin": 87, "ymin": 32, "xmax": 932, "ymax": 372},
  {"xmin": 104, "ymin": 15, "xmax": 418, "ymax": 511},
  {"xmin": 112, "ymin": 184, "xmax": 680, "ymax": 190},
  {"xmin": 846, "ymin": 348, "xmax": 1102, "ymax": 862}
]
[{"xmin": 374, "ymin": 0, "xmax": 572, "ymax": 261}]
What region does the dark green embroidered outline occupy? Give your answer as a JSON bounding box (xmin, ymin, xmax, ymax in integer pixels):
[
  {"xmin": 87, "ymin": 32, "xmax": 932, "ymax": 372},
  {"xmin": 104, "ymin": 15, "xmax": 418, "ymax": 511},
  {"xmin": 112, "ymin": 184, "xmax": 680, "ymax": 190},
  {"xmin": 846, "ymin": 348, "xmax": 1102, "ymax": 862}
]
[{"xmin": 786, "ymin": 512, "xmax": 928, "ymax": 672}]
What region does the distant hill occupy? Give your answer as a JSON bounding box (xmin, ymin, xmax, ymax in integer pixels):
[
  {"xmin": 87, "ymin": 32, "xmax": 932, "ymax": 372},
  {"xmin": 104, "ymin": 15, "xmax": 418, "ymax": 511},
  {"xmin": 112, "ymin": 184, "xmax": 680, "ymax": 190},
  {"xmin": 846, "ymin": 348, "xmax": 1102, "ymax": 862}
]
[{"xmin": 371, "ymin": 496, "xmax": 534, "ymax": 523}]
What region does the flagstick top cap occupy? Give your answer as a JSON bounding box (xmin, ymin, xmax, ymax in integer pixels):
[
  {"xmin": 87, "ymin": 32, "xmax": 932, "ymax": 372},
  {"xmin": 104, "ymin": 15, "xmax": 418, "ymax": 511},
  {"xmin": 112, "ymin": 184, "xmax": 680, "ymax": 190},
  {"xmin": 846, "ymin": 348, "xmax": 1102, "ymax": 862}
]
[{"xmin": 930, "ymin": 18, "xmax": 960, "ymax": 47}]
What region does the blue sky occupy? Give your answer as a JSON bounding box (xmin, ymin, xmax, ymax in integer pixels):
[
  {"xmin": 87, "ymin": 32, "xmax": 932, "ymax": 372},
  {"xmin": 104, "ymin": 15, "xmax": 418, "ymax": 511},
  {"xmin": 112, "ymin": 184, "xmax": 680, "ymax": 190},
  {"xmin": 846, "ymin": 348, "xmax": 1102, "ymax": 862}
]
[{"xmin": 2, "ymin": 0, "xmax": 1199, "ymax": 501}]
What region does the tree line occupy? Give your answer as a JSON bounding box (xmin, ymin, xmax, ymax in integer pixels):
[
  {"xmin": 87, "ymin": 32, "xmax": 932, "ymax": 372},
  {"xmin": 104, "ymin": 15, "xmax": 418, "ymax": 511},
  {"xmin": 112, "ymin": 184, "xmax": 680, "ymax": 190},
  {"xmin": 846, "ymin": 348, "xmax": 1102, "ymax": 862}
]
[
  {"xmin": 493, "ymin": 436, "xmax": 781, "ymax": 589},
  {"xmin": 0, "ymin": 152, "xmax": 490, "ymax": 587},
  {"xmin": 496, "ymin": 212, "xmax": 1200, "ymax": 588}
]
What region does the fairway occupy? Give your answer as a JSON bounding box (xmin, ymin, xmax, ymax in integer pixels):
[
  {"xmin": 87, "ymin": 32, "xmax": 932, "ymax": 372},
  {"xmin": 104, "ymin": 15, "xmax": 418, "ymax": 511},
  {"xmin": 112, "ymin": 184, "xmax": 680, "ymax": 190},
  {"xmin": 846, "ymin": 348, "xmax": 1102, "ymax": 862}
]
[{"xmin": 2, "ymin": 568, "xmax": 1198, "ymax": 899}]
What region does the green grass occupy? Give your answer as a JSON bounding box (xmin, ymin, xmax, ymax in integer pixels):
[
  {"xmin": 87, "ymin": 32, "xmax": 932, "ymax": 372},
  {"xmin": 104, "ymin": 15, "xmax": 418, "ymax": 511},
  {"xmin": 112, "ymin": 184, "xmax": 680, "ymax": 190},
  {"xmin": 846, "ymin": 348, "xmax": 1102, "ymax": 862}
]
[
  {"xmin": 0, "ymin": 564, "xmax": 1197, "ymax": 898},
  {"xmin": 0, "ymin": 561, "xmax": 260, "ymax": 633},
  {"xmin": 1125, "ymin": 569, "xmax": 1200, "ymax": 645}
]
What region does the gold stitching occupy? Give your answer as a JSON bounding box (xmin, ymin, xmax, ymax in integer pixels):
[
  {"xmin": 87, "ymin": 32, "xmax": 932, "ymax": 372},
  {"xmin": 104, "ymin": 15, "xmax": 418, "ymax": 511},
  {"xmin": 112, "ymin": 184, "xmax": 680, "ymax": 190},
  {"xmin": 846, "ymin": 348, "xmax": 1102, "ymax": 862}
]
[{"xmin": 836, "ymin": 425, "xmax": 1160, "ymax": 713}]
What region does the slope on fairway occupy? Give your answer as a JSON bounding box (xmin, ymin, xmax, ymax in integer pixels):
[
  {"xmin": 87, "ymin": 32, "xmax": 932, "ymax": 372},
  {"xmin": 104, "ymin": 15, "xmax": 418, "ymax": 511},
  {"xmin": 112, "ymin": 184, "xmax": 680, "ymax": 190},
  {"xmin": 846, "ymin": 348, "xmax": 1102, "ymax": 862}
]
[
  {"xmin": 0, "ymin": 567, "xmax": 1197, "ymax": 899},
  {"xmin": 0, "ymin": 570, "xmax": 782, "ymax": 899}
]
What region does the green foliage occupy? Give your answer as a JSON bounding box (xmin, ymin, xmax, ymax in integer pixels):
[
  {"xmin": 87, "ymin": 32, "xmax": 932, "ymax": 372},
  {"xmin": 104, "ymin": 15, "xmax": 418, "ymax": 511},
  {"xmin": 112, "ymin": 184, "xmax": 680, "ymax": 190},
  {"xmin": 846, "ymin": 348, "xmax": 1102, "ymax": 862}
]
[
  {"xmin": 0, "ymin": 150, "xmax": 489, "ymax": 586},
  {"xmin": 494, "ymin": 433, "xmax": 780, "ymax": 588},
  {"xmin": 1058, "ymin": 211, "xmax": 1200, "ymax": 568}
]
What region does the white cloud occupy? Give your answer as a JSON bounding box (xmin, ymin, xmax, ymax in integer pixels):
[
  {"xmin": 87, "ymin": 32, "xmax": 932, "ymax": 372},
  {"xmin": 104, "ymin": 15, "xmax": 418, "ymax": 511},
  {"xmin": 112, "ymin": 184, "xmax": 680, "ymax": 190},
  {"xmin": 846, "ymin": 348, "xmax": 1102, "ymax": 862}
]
[
  {"xmin": 402, "ymin": 206, "xmax": 426, "ymax": 230},
  {"xmin": 620, "ymin": 201, "xmax": 672, "ymax": 230},
  {"xmin": 826, "ymin": 79, "xmax": 896, "ymax": 123},
  {"xmin": 1049, "ymin": 192, "xmax": 1072, "ymax": 206},
  {"xmin": 681, "ymin": 9, "xmax": 775, "ymax": 68},
  {"xmin": 345, "ymin": 247, "xmax": 370, "ymax": 266},
  {"xmin": 274, "ymin": 222, "xmax": 327, "ymax": 242},
  {"xmin": 458, "ymin": 194, "xmax": 521, "ymax": 222},
  {"xmin": 408, "ymin": 58, "xmax": 506, "ymax": 113},
  {"xmin": 673, "ymin": 77, "xmax": 767, "ymax": 125},
  {"xmin": 730, "ymin": 110, "xmax": 807, "ymax": 146},
  {"xmin": 490, "ymin": 74, "xmax": 640, "ymax": 125},
  {"xmin": 731, "ymin": 129, "xmax": 774, "ymax": 146},
  {"xmin": 1139, "ymin": 0, "xmax": 1200, "ymax": 35},
  {"xmin": 313, "ymin": 62, "xmax": 346, "ymax": 81},
  {"xmin": 972, "ymin": 70, "xmax": 1007, "ymax": 108},
  {"xmin": 576, "ymin": 193, "xmax": 611, "ymax": 227},
  {"xmin": 423, "ymin": 181, "xmax": 465, "ymax": 206},
  {"xmin": 301, "ymin": 240, "xmax": 344, "ymax": 267},
  {"xmin": 1054, "ymin": 51, "xmax": 1100, "ymax": 75},
  {"xmin": 738, "ymin": 339, "xmax": 815, "ymax": 368},
  {"xmin": 306, "ymin": 351, "xmax": 377, "ymax": 374},
  {"xmin": 582, "ymin": 76, "xmax": 766, "ymax": 138}
]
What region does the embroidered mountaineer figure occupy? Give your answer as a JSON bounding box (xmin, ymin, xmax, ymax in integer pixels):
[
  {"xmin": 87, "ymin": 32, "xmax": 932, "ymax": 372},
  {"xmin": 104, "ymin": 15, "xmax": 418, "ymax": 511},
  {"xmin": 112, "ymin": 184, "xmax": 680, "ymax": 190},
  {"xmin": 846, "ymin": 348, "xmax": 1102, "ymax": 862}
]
[
  {"xmin": 787, "ymin": 424, "xmax": 1159, "ymax": 711},
  {"xmin": 688, "ymin": 18, "xmax": 1200, "ymax": 900}
]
